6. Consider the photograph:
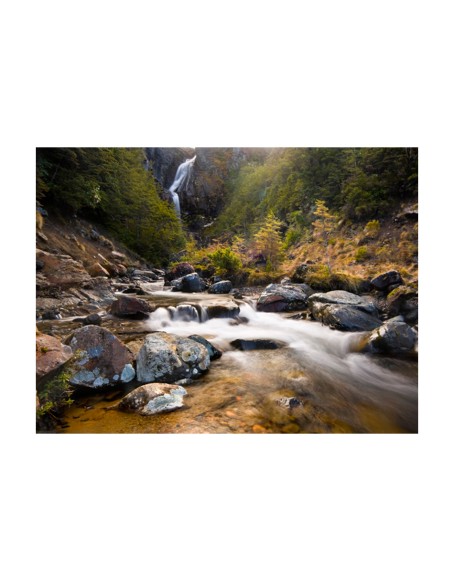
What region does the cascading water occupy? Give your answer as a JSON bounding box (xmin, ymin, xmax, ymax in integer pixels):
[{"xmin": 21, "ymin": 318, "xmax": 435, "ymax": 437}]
[{"xmin": 169, "ymin": 155, "xmax": 196, "ymax": 217}]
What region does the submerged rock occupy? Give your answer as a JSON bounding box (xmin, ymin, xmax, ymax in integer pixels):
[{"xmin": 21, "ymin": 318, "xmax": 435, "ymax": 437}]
[
  {"xmin": 256, "ymin": 284, "xmax": 308, "ymax": 312},
  {"xmin": 136, "ymin": 332, "xmax": 210, "ymax": 384},
  {"xmin": 36, "ymin": 334, "xmax": 73, "ymax": 384},
  {"xmin": 67, "ymin": 325, "xmax": 135, "ymax": 388},
  {"xmin": 204, "ymin": 300, "xmax": 240, "ymax": 319},
  {"xmin": 109, "ymin": 295, "xmax": 153, "ymax": 319},
  {"xmin": 365, "ymin": 321, "xmax": 417, "ymax": 355},
  {"xmin": 208, "ymin": 280, "xmax": 233, "ymax": 294},
  {"xmin": 230, "ymin": 338, "xmax": 287, "ymax": 350},
  {"xmin": 118, "ymin": 383, "xmax": 187, "ymax": 415}
]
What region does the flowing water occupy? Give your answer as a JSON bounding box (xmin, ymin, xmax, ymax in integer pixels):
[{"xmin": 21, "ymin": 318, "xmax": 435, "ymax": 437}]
[
  {"xmin": 58, "ymin": 291, "xmax": 418, "ymax": 434},
  {"xmin": 169, "ymin": 155, "xmax": 196, "ymax": 216}
]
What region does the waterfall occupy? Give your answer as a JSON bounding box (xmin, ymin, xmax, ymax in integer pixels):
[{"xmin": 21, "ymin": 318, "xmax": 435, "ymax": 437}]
[{"xmin": 169, "ymin": 155, "xmax": 196, "ymax": 217}]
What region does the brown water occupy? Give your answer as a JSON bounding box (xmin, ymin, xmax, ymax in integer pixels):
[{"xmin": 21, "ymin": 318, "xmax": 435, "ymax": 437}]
[{"xmin": 52, "ymin": 291, "xmax": 418, "ymax": 434}]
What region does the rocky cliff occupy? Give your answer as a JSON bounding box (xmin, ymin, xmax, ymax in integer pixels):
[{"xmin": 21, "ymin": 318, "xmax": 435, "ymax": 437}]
[{"xmin": 145, "ymin": 147, "xmax": 263, "ymax": 222}]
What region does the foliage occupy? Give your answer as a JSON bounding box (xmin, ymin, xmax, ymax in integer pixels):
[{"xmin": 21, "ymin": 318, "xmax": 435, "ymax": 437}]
[
  {"xmin": 208, "ymin": 246, "xmax": 243, "ymax": 277},
  {"xmin": 36, "ymin": 148, "xmax": 185, "ymax": 264},
  {"xmin": 354, "ymin": 246, "xmax": 370, "ymax": 262},
  {"xmin": 253, "ymin": 212, "xmax": 284, "ymax": 270},
  {"xmin": 312, "ymin": 200, "xmax": 337, "ymax": 269},
  {"xmin": 37, "ymin": 369, "xmax": 74, "ymax": 419},
  {"xmin": 364, "ymin": 220, "xmax": 380, "ymax": 237}
]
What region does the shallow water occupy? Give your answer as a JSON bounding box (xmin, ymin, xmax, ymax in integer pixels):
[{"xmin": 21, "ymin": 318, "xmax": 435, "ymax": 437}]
[{"xmin": 58, "ymin": 294, "xmax": 418, "ymax": 434}]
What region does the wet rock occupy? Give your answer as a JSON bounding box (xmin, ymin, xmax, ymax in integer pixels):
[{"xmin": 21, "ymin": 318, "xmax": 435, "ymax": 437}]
[
  {"xmin": 371, "ymin": 270, "xmax": 403, "ymax": 291},
  {"xmin": 276, "ymin": 397, "xmax": 303, "ymax": 409},
  {"xmin": 208, "ymin": 280, "xmax": 233, "ymax": 294},
  {"xmin": 165, "ymin": 262, "xmax": 195, "ymax": 284},
  {"xmin": 228, "ymin": 315, "xmax": 249, "ymax": 326},
  {"xmin": 118, "ymin": 384, "xmax": 187, "ymax": 415},
  {"xmin": 67, "ymin": 325, "xmax": 135, "ymax": 388},
  {"xmin": 36, "ymin": 334, "xmax": 73, "ymax": 383},
  {"xmin": 230, "ymin": 338, "xmax": 287, "ymax": 350},
  {"xmin": 121, "ymin": 285, "xmax": 146, "ymax": 295},
  {"xmin": 308, "ymin": 290, "xmax": 378, "ymax": 316},
  {"xmin": 205, "ymin": 300, "xmax": 240, "ymax": 319},
  {"xmin": 36, "ymin": 259, "xmax": 44, "ymax": 271},
  {"xmin": 73, "ymin": 313, "xmax": 102, "ymax": 326},
  {"xmin": 136, "ymin": 332, "xmax": 210, "ymax": 384},
  {"xmin": 109, "ymin": 295, "xmax": 153, "ymax": 319},
  {"xmin": 256, "ymin": 284, "xmax": 308, "ymax": 312},
  {"xmin": 365, "ymin": 321, "xmax": 417, "ymax": 355},
  {"xmin": 171, "ymin": 272, "xmax": 206, "ymax": 293},
  {"xmin": 311, "ymin": 303, "xmax": 382, "ymax": 332},
  {"xmin": 189, "ymin": 335, "xmax": 222, "ymax": 360},
  {"xmin": 174, "ymin": 304, "xmax": 199, "ymax": 321},
  {"xmin": 132, "ymin": 269, "xmax": 159, "ymax": 281},
  {"xmin": 385, "ymin": 286, "xmax": 418, "ymax": 324},
  {"xmin": 40, "ymin": 309, "xmax": 62, "ymax": 320}
]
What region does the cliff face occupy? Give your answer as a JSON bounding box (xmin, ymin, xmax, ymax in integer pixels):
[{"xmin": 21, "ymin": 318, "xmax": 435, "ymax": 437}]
[{"xmin": 145, "ymin": 147, "xmax": 255, "ymax": 220}]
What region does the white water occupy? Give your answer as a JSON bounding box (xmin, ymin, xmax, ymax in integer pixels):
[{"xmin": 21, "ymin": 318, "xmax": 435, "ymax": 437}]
[
  {"xmin": 145, "ymin": 301, "xmax": 418, "ymax": 429},
  {"xmin": 169, "ymin": 155, "xmax": 196, "ymax": 217}
]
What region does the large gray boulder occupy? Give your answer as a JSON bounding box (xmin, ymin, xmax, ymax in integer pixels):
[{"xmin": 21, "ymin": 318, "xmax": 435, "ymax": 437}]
[
  {"xmin": 136, "ymin": 332, "xmax": 210, "ymax": 384},
  {"xmin": 208, "ymin": 280, "xmax": 233, "ymax": 294},
  {"xmin": 311, "ymin": 303, "xmax": 382, "ymax": 332},
  {"xmin": 256, "ymin": 284, "xmax": 308, "ymax": 313},
  {"xmin": 365, "ymin": 321, "xmax": 417, "ymax": 355},
  {"xmin": 171, "ymin": 272, "xmax": 206, "ymax": 293},
  {"xmin": 67, "ymin": 325, "xmax": 135, "ymax": 388},
  {"xmin": 188, "ymin": 335, "xmax": 222, "ymax": 360},
  {"xmin": 308, "ymin": 290, "xmax": 378, "ymax": 316},
  {"xmin": 118, "ymin": 383, "xmax": 187, "ymax": 415}
]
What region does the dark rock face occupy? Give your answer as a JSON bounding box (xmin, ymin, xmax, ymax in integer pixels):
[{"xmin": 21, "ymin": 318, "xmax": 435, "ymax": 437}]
[
  {"xmin": 365, "ymin": 321, "xmax": 417, "ymax": 354},
  {"xmin": 118, "ymin": 383, "xmax": 187, "ymax": 415},
  {"xmin": 371, "ymin": 270, "xmax": 403, "ymax": 291},
  {"xmin": 385, "ymin": 286, "xmax": 418, "ymax": 324},
  {"xmin": 109, "ymin": 295, "xmax": 153, "ymax": 319},
  {"xmin": 204, "ymin": 300, "xmax": 240, "ymax": 319},
  {"xmin": 230, "ymin": 338, "xmax": 287, "ymax": 350},
  {"xmin": 189, "ymin": 335, "xmax": 222, "ymax": 360},
  {"xmin": 68, "ymin": 325, "xmax": 135, "ymax": 388},
  {"xmin": 171, "ymin": 273, "xmax": 206, "ymax": 293},
  {"xmin": 136, "ymin": 332, "xmax": 210, "ymax": 384},
  {"xmin": 36, "ymin": 334, "xmax": 73, "ymax": 384},
  {"xmin": 208, "ymin": 280, "xmax": 233, "ymax": 294},
  {"xmin": 311, "ymin": 303, "xmax": 382, "ymax": 332},
  {"xmin": 308, "ymin": 290, "xmax": 378, "ymax": 316},
  {"xmin": 256, "ymin": 284, "xmax": 308, "ymax": 312}
]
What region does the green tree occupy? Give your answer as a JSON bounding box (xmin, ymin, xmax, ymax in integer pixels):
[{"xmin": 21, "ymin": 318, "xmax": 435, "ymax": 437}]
[
  {"xmin": 253, "ymin": 212, "xmax": 284, "ymax": 270},
  {"xmin": 312, "ymin": 199, "xmax": 337, "ymax": 269}
]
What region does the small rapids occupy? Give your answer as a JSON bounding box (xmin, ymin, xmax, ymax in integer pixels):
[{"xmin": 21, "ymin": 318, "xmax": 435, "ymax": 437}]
[{"xmin": 60, "ymin": 297, "xmax": 418, "ymax": 434}]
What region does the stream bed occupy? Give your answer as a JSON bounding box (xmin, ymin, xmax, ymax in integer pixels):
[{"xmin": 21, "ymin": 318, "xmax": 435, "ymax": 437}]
[{"xmin": 53, "ymin": 291, "xmax": 418, "ymax": 434}]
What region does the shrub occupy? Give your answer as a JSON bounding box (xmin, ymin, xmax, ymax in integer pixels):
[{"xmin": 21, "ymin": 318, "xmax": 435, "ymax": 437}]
[
  {"xmin": 354, "ymin": 246, "xmax": 370, "ymax": 262},
  {"xmin": 37, "ymin": 369, "xmax": 74, "ymax": 421},
  {"xmin": 364, "ymin": 220, "xmax": 380, "ymax": 237},
  {"xmin": 208, "ymin": 247, "xmax": 243, "ymax": 278}
]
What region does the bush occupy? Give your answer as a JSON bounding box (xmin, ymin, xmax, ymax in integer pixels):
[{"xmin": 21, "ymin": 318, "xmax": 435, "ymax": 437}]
[
  {"xmin": 208, "ymin": 247, "xmax": 243, "ymax": 278},
  {"xmin": 37, "ymin": 369, "xmax": 74, "ymax": 421},
  {"xmin": 354, "ymin": 246, "xmax": 370, "ymax": 262},
  {"xmin": 364, "ymin": 220, "xmax": 380, "ymax": 237}
]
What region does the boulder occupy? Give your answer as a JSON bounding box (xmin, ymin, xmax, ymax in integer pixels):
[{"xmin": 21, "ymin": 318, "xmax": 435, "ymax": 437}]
[
  {"xmin": 371, "ymin": 270, "xmax": 403, "ymax": 291},
  {"xmin": 171, "ymin": 272, "xmax": 206, "ymax": 293},
  {"xmin": 118, "ymin": 384, "xmax": 187, "ymax": 415},
  {"xmin": 86, "ymin": 262, "xmax": 110, "ymax": 278},
  {"xmin": 73, "ymin": 313, "xmax": 102, "ymax": 326},
  {"xmin": 204, "ymin": 300, "xmax": 240, "ymax": 319},
  {"xmin": 36, "ymin": 334, "xmax": 73, "ymax": 384},
  {"xmin": 385, "ymin": 286, "xmax": 418, "ymax": 324},
  {"xmin": 132, "ymin": 269, "xmax": 159, "ymax": 281},
  {"xmin": 165, "ymin": 262, "xmax": 195, "ymax": 284},
  {"xmin": 308, "ymin": 290, "xmax": 378, "ymax": 316},
  {"xmin": 109, "ymin": 295, "xmax": 153, "ymax": 319},
  {"xmin": 36, "ymin": 249, "xmax": 91, "ymax": 288},
  {"xmin": 208, "ymin": 280, "xmax": 233, "ymax": 294},
  {"xmin": 256, "ymin": 284, "xmax": 308, "ymax": 312},
  {"xmin": 136, "ymin": 332, "xmax": 210, "ymax": 384},
  {"xmin": 365, "ymin": 321, "xmax": 417, "ymax": 355},
  {"xmin": 311, "ymin": 303, "xmax": 382, "ymax": 332},
  {"xmin": 230, "ymin": 338, "xmax": 287, "ymax": 350},
  {"xmin": 67, "ymin": 325, "xmax": 135, "ymax": 388},
  {"xmin": 188, "ymin": 335, "xmax": 222, "ymax": 360}
]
